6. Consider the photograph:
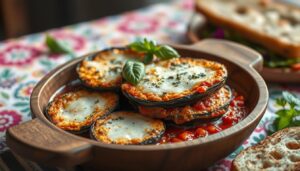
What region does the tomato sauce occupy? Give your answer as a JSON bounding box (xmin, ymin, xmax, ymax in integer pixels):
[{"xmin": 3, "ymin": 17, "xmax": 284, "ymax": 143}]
[{"xmin": 158, "ymin": 92, "xmax": 247, "ymax": 144}]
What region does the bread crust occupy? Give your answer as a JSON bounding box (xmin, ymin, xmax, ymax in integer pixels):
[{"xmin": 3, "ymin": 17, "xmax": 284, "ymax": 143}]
[
  {"xmin": 231, "ymin": 127, "xmax": 300, "ymax": 171},
  {"xmin": 196, "ymin": 0, "xmax": 300, "ymax": 58}
]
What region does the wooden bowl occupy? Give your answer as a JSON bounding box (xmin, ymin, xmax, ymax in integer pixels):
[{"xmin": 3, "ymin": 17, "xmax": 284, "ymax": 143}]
[
  {"xmin": 187, "ymin": 13, "xmax": 300, "ymax": 83},
  {"xmin": 6, "ymin": 39, "xmax": 268, "ymax": 171}
]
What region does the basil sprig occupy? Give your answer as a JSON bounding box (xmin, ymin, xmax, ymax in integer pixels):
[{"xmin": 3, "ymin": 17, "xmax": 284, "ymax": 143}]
[
  {"xmin": 45, "ymin": 34, "xmax": 73, "ymax": 54},
  {"xmin": 129, "ymin": 38, "xmax": 179, "ymax": 64},
  {"xmin": 273, "ymin": 91, "xmax": 300, "ymax": 131},
  {"xmin": 122, "ymin": 60, "xmax": 145, "ymax": 85}
]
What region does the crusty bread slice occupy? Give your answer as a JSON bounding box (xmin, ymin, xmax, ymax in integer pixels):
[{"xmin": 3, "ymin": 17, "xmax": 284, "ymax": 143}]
[
  {"xmin": 232, "ymin": 127, "xmax": 300, "ymax": 171},
  {"xmin": 195, "ymin": 0, "xmax": 300, "ymax": 58}
]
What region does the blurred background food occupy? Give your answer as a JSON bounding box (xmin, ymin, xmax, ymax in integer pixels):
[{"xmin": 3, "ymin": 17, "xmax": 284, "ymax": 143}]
[
  {"xmin": 0, "ymin": 0, "xmax": 169, "ymax": 40},
  {"xmin": 0, "ymin": 0, "xmax": 298, "ymax": 40}
]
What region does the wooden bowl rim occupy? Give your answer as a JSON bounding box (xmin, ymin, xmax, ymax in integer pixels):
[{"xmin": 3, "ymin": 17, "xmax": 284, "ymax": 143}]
[
  {"xmin": 30, "ymin": 44, "xmax": 268, "ymax": 151},
  {"xmin": 186, "ymin": 13, "xmax": 300, "ymax": 83}
]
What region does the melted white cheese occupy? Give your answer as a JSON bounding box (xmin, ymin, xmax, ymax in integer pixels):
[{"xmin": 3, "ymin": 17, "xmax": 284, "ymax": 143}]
[
  {"xmin": 103, "ymin": 113, "xmax": 158, "ymax": 141},
  {"xmin": 59, "ymin": 95, "xmax": 105, "ymax": 122},
  {"xmin": 138, "ymin": 63, "xmax": 215, "ymax": 95},
  {"xmin": 200, "ymin": 0, "xmax": 300, "ymax": 44},
  {"xmin": 86, "ymin": 53, "xmax": 132, "ymax": 81}
]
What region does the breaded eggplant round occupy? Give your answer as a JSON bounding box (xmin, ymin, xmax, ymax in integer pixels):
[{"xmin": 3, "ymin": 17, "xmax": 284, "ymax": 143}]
[
  {"xmin": 77, "ymin": 48, "xmax": 143, "ymax": 90},
  {"xmin": 47, "ymin": 90, "xmax": 119, "ymax": 133},
  {"xmin": 122, "ymin": 57, "xmax": 227, "ymax": 107},
  {"xmin": 91, "ymin": 111, "xmax": 165, "ymax": 145},
  {"xmin": 137, "ymin": 86, "xmax": 232, "ymax": 124}
]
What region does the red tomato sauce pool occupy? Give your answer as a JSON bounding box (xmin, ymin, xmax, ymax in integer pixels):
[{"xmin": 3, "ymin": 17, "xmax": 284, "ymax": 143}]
[{"xmin": 158, "ymin": 91, "xmax": 247, "ymax": 144}]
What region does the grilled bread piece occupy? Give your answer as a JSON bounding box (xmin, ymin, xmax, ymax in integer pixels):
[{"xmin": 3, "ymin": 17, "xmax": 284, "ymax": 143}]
[
  {"xmin": 196, "ymin": 0, "xmax": 300, "ymax": 58},
  {"xmin": 232, "ymin": 127, "xmax": 300, "ymax": 171}
]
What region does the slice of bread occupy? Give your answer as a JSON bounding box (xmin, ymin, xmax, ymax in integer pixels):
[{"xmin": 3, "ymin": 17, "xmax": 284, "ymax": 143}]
[
  {"xmin": 232, "ymin": 127, "xmax": 300, "ymax": 171},
  {"xmin": 196, "ymin": 0, "xmax": 300, "ymax": 58}
]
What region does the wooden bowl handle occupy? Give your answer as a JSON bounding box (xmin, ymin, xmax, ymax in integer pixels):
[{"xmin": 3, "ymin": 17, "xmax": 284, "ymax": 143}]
[
  {"xmin": 6, "ymin": 118, "xmax": 92, "ymax": 167},
  {"xmin": 190, "ymin": 39, "xmax": 263, "ymax": 71}
]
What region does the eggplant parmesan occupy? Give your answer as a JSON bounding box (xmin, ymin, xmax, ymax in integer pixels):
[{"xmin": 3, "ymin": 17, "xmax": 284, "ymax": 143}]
[
  {"xmin": 91, "ymin": 111, "xmax": 165, "ymax": 145},
  {"xmin": 77, "ymin": 48, "xmax": 143, "ymax": 90},
  {"xmin": 47, "ymin": 90, "xmax": 119, "ymax": 133},
  {"xmin": 137, "ymin": 86, "xmax": 232, "ymax": 124},
  {"xmin": 122, "ymin": 57, "xmax": 227, "ymax": 107}
]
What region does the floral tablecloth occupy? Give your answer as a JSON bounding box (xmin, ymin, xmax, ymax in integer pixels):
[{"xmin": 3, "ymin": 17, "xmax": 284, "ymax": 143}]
[{"xmin": 0, "ymin": 0, "xmax": 299, "ymax": 170}]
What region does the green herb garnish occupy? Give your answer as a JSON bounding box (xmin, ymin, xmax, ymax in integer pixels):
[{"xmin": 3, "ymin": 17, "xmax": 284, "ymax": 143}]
[
  {"xmin": 45, "ymin": 34, "xmax": 73, "ymax": 54},
  {"xmin": 122, "ymin": 60, "xmax": 145, "ymax": 85},
  {"xmin": 129, "ymin": 38, "xmax": 179, "ymax": 64},
  {"xmin": 265, "ymin": 58, "xmax": 300, "ymax": 68},
  {"xmin": 273, "ymin": 91, "xmax": 300, "ymax": 131}
]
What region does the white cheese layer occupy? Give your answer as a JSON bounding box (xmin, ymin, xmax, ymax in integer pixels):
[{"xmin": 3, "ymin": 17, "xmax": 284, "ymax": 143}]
[
  {"xmin": 103, "ymin": 113, "xmax": 162, "ymax": 141},
  {"xmin": 138, "ymin": 63, "xmax": 215, "ymax": 95},
  {"xmin": 59, "ymin": 95, "xmax": 106, "ymax": 122},
  {"xmin": 86, "ymin": 53, "xmax": 133, "ymax": 81}
]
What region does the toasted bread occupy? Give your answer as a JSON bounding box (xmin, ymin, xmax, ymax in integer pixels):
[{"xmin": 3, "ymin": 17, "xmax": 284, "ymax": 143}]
[
  {"xmin": 232, "ymin": 127, "xmax": 300, "ymax": 171},
  {"xmin": 195, "ymin": 0, "xmax": 300, "ymax": 58}
]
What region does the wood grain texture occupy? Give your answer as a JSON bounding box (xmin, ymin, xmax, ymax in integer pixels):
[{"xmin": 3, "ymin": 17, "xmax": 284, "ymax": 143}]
[
  {"xmin": 187, "ymin": 13, "xmax": 300, "ymax": 83},
  {"xmin": 7, "ymin": 40, "xmax": 268, "ymax": 171},
  {"xmin": 6, "ymin": 119, "xmax": 92, "ymax": 167}
]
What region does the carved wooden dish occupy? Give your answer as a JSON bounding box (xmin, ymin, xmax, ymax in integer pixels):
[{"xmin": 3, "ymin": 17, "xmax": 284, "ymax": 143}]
[
  {"xmin": 187, "ymin": 13, "xmax": 300, "ymax": 83},
  {"xmin": 6, "ymin": 39, "xmax": 268, "ymax": 171}
]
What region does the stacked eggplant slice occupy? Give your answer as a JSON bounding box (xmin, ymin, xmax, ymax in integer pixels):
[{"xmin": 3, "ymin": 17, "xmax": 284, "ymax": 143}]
[
  {"xmin": 122, "ymin": 57, "xmax": 230, "ymax": 124},
  {"xmin": 77, "ymin": 48, "xmax": 143, "ymax": 90},
  {"xmin": 46, "ymin": 46, "xmax": 235, "ymax": 145},
  {"xmin": 46, "ymin": 90, "xmax": 119, "ymax": 134}
]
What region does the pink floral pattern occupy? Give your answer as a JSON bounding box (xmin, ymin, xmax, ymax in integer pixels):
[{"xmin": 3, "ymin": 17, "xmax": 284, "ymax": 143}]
[
  {"xmin": 14, "ymin": 81, "xmax": 36, "ymax": 100},
  {"xmin": 0, "ymin": 110, "xmax": 21, "ymax": 132},
  {"xmin": 0, "ymin": 44, "xmax": 42, "ymax": 66},
  {"xmin": 118, "ymin": 13, "xmax": 159, "ymax": 34}
]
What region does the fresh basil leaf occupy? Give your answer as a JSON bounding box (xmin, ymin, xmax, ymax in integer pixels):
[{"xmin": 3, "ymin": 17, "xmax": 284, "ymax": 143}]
[
  {"xmin": 122, "ymin": 60, "xmax": 145, "ymax": 85},
  {"xmin": 143, "ymin": 53, "xmax": 153, "ymax": 64},
  {"xmin": 275, "ymin": 98, "xmax": 287, "ymax": 107},
  {"xmin": 143, "ymin": 38, "xmax": 157, "ymax": 52},
  {"xmin": 154, "ymin": 45, "xmax": 179, "ymax": 60},
  {"xmin": 129, "ymin": 41, "xmax": 148, "ymax": 52},
  {"xmin": 45, "ymin": 34, "xmax": 72, "ymax": 54},
  {"xmin": 128, "ymin": 38, "xmax": 157, "ymax": 53},
  {"xmin": 275, "ymin": 109, "xmax": 288, "ymax": 117},
  {"xmin": 296, "ymin": 109, "xmax": 300, "ymax": 116},
  {"xmin": 282, "ymin": 91, "xmax": 300, "ymax": 107},
  {"xmin": 272, "ymin": 91, "xmax": 300, "ymax": 131},
  {"xmin": 129, "ymin": 38, "xmax": 179, "ymax": 63},
  {"xmin": 277, "ymin": 115, "xmax": 292, "ymax": 130}
]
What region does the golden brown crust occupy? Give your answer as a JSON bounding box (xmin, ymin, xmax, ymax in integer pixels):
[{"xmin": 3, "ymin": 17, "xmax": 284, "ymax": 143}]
[
  {"xmin": 121, "ymin": 57, "xmax": 227, "ymax": 102},
  {"xmin": 195, "ymin": 0, "xmax": 300, "ymax": 58},
  {"xmin": 78, "ymin": 48, "xmax": 143, "ymax": 89},
  {"xmin": 47, "ymin": 90, "xmax": 118, "ymax": 131}
]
